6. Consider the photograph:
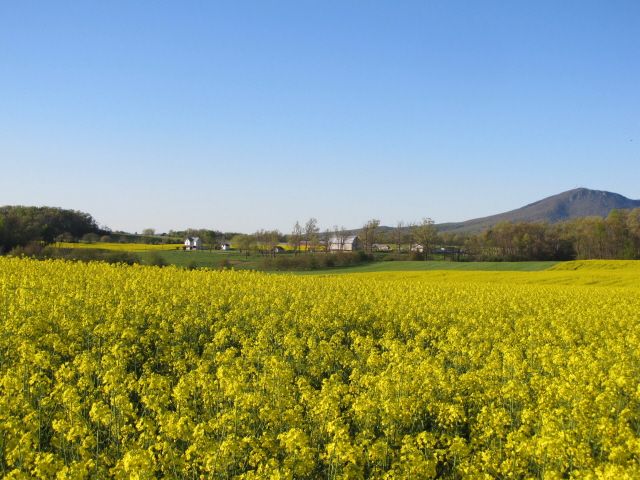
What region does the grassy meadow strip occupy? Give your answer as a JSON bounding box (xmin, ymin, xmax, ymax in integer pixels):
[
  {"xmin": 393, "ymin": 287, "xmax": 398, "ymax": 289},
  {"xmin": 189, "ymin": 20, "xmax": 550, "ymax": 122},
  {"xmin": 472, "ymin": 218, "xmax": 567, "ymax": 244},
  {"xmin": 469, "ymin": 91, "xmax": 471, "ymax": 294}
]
[{"xmin": 294, "ymin": 260, "xmax": 559, "ymax": 275}]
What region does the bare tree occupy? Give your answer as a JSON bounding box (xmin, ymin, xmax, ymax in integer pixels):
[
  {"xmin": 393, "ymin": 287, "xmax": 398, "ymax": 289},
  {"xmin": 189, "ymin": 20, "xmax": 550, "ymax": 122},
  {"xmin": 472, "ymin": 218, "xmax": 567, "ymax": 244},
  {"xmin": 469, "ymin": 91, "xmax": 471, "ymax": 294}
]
[
  {"xmin": 231, "ymin": 234, "xmax": 256, "ymax": 257},
  {"xmin": 304, "ymin": 218, "xmax": 319, "ymax": 253},
  {"xmin": 329, "ymin": 224, "xmax": 348, "ymax": 252},
  {"xmin": 404, "ymin": 221, "xmax": 416, "ymax": 252},
  {"xmin": 412, "ymin": 218, "xmax": 438, "ymax": 260},
  {"xmin": 338, "ymin": 226, "xmax": 348, "ymax": 251},
  {"xmin": 253, "ymin": 229, "xmax": 281, "ymax": 256},
  {"xmin": 360, "ymin": 219, "xmax": 380, "ymax": 254},
  {"xmin": 267, "ymin": 230, "xmax": 281, "ymax": 257},
  {"xmin": 290, "ymin": 221, "xmax": 303, "ymax": 254},
  {"xmin": 393, "ymin": 221, "xmax": 405, "ymax": 253},
  {"xmin": 323, "ymin": 228, "xmax": 331, "ymax": 254}
]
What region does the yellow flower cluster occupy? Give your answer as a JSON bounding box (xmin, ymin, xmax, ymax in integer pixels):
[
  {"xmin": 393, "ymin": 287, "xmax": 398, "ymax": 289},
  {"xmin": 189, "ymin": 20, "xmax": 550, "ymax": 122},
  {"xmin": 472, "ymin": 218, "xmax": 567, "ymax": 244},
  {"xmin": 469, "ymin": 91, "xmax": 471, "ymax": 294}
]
[{"xmin": 1, "ymin": 257, "xmax": 639, "ymax": 478}]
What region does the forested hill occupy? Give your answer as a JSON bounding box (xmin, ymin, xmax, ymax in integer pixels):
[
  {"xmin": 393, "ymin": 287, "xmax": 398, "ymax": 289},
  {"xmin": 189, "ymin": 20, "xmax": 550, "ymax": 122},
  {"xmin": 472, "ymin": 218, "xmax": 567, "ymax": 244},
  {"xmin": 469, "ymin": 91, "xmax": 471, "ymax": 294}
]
[{"xmin": 437, "ymin": 188, "xmax": 640, "ymax": 233}]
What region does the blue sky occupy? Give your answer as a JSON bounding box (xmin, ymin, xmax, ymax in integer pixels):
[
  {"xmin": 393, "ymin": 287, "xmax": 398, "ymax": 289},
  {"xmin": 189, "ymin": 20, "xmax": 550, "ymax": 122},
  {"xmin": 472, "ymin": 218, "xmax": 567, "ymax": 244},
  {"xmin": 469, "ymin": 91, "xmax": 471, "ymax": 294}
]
[{"xmin": 1, "ymin": 1, "xmax": 638, "ymax": 233}]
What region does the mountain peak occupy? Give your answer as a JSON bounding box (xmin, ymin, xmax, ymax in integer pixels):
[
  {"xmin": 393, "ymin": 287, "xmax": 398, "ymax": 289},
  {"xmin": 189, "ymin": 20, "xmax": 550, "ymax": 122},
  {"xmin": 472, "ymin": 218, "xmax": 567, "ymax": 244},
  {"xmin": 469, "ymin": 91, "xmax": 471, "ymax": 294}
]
[{"xmin": 439, "ymin": 188, "xmax": 640, "ymax": 233}]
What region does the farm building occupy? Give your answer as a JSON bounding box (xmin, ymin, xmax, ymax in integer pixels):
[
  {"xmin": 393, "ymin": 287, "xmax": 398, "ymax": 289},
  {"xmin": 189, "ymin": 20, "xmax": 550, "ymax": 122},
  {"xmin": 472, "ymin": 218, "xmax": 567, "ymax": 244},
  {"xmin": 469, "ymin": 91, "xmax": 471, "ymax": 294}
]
[
  {"xmin": 184, "ymin": 237, "xmax": 202, "ymax": 251},
  {"xmin": 372, "ymin": 243, "xmax": 391, "ymax": 252},
  {"xmin": 273, "ymin": 246, "xmax": 286, "ymax": 254},
  {"xmin": 220, "ymin": 243, "xmax": 231, "ymax": 251},
  {"xmin": 411, "ymin": 244, "xmax": 424, "ymax": 253},
  {"xmin": 328, "ymin": 235, "xmax": 361, "ymax": 252}
]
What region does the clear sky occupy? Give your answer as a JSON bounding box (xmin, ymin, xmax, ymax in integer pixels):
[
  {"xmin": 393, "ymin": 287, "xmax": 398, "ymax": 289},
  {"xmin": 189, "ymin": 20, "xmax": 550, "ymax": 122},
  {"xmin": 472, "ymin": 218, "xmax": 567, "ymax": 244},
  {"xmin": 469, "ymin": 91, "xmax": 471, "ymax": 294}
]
[{"xmin": 1, "ymin": 1, "xmax": 639, "ymax": 233}]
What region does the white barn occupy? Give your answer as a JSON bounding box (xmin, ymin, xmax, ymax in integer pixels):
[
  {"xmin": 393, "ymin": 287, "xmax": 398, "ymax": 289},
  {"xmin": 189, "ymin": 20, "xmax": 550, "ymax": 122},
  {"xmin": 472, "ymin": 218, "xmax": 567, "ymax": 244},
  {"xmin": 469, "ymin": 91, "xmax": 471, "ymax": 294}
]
[
  {"xmin": 328, "ymin": 235, "xmax": 361, "ymax": 252},
  {"xmin": 184, "ymin": 237, "xmax": 202, "ymax": 251}
]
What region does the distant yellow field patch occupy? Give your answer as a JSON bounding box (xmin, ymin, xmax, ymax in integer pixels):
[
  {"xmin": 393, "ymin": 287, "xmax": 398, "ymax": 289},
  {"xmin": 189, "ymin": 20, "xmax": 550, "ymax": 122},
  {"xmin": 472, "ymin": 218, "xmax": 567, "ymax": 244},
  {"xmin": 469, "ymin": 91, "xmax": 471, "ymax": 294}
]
[
  {"xmin": 548, "ymin": 259, "xmax": 640, "ymax": 271},
  {"xmin": 277, "ymin": 243, "xmax": 316, "ymax": 251},
  {"xmin": 55, "ymin": 242, "xmax": 183, "ymax": 252},
  {"xmin": 338, "ymin": 263, "xmax": 640, "ymax": 288}
]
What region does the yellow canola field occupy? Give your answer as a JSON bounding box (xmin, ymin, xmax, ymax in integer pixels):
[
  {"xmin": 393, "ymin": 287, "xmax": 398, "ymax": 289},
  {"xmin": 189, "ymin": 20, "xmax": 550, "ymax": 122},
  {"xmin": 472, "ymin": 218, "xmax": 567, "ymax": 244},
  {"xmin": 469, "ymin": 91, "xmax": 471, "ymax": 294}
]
[
  {"xmin": 55, "ymin": 242, "xmax": 183, "ymax": 251},
  {"xmin": 335, "ymin": 260, "xmax": 640, "ymax": 288},
  {"xmin": 341, "ymin": 269, "xmax": 640, "ymax": 288},
  {"xmin": 548, "ymin": 259, "xmax": 640, "ymax": 271},
  {"xmin": 1, "ymin": 257, "xmax": 640, "ymax": 478}
]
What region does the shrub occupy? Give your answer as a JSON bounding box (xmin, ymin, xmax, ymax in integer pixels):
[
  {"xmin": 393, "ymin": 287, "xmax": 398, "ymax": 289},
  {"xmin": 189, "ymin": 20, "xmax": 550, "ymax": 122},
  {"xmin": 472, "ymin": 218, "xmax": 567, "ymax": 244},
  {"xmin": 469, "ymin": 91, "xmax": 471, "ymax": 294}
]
[
  {"xmin": 37, "ymin": 246, "xmax": 141, "ymax": 265},
  {"xmin": 9, "ymin": 242, "xmax": 45, "ymax": 257},
  {"xmin": 261, "ymin": 252, "xmax": 373, "ymax": 271},
  {"xmin": 145, "ymin": 252, "xmax": 168, "ymax": 267}
]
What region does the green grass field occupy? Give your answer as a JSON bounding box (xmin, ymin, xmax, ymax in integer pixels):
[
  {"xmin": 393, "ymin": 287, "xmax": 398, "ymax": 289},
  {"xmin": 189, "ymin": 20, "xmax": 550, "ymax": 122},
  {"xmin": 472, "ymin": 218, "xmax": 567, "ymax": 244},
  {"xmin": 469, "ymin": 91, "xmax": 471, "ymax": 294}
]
[
  {"xmin": 55, "ymin": 242, "xmax": 562, "ymax": 273},
  {"xmin": 131, "ymin": 250, "xmax": 559, "ymax": 273},
  {"xmin": 137, "ymin": 252, "xmax": 558, "ymax": 273},
  {"xmin": 137, "ymin": 249, "xmax": 260, "ymax": 269}
]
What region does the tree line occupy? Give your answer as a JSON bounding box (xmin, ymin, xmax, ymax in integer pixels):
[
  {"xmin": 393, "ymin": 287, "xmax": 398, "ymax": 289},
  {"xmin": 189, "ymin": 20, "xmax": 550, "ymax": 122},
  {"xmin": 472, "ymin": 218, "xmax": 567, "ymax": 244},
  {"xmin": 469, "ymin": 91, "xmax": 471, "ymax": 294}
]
[
  {"xmin": 448, "ymin": 209, "xmax": 640, "ymax": 261},
  {"xmin": 3, "ymin": 205, "xmax": 640, "ymax": 262},
  {"xmin": 0, "ymin": 206, "xmax": 104, "ymax": 253},
  {"xmin": 272, "ymin": 210, "xmax": 640, "ymax": 262}
]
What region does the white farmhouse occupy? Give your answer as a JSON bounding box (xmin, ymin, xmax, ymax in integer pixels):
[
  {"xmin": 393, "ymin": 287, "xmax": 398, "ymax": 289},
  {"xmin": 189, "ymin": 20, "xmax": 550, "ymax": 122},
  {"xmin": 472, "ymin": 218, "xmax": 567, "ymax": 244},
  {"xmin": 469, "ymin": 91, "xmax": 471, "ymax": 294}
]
[{"xmin": 184, "ymin": 237, "xmax": 202, "ymax": 251}]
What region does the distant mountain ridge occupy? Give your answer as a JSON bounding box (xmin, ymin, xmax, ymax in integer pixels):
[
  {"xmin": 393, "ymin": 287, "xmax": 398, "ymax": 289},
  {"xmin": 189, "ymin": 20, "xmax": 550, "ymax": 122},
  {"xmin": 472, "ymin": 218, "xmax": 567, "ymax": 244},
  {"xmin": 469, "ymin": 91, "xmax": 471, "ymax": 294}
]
[{"xmin": 437, "ymin": 188, "xmax": 640, "ymax": 233}]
